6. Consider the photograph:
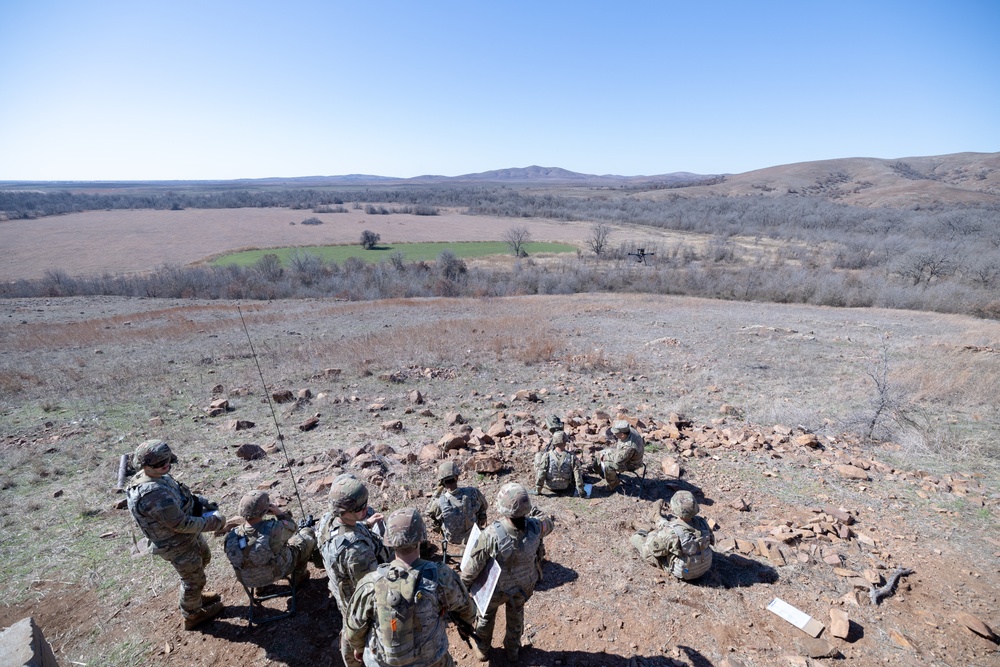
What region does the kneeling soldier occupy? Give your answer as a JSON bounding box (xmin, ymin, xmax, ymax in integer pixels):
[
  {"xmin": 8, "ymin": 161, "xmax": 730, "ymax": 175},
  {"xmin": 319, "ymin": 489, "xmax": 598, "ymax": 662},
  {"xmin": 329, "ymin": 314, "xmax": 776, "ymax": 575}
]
[
  {"xmin": 630, "ymin": 491, "xmax": 714, "ymax": 580},
  {"xmin": 533, "ymin": 431, "xmax": 586, "ymax": 497}
]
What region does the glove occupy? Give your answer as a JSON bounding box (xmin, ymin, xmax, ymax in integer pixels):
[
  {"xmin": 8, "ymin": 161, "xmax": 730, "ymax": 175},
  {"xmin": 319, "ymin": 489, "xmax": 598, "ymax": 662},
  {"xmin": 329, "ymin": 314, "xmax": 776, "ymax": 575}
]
[
  {"xmin": 200, "ymin": 498, "xmax": 219, "ymax": 512},
  {"xmin": 298, "ymin": 514, "xmax": 316, "ymax": 529}
]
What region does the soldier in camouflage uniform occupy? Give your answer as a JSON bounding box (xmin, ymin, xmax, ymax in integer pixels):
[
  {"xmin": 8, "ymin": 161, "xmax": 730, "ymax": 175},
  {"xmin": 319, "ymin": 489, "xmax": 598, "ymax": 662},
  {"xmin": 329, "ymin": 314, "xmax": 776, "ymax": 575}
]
[
  {"xmin": 345, "ymin": 508, "xmax": 477, "ymax": 667},
  {"xmin": 630, "ymin": 491, "xmax": 714, "ymax": 580},
  {"xmin": 426, "ymin": 460, "xmax": 488, "ymax": 549},
  {"xmin": 317, "ymin": 475, "xmax": 393, "ymax": 667},
  {"xmin": 460, "ymin": 483, "xmax": 555, "ymax": 663},
  {"xmin": 594, "ymin": 419, "xmax": 645, "ymax": 492},
  {"xmin": 533, "ymin": 431, "xmax": 586, "ymax": 497},
  {"xmin": 224, "ymin": 490, "xmax": 318, "ymax": 589},
  {"xmin": 125, "ymin": 440, "xmax": 227, "ymax": 630}
]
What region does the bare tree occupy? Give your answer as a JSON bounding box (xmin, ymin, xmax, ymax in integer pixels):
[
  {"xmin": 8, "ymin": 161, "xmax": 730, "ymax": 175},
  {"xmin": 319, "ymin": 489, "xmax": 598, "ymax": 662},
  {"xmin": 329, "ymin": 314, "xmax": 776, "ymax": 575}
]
[
  {"xmin": 502, "ymin": 226, "xmax": 532, "ymax": 257},
  {"xmin": 587, "ymin": 222, "xmax": 612, "ymax": 256},
  {"xmin": 360, "ymin": 229, "xmax": 381, "ymax": 250}
]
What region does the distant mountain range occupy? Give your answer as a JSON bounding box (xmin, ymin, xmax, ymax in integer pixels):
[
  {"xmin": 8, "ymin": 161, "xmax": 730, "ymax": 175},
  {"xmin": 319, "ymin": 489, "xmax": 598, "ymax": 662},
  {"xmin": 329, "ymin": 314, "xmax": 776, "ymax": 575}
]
[{"xmin": 3, "ymin": 152, "xmax": 997, "ymax": 207}]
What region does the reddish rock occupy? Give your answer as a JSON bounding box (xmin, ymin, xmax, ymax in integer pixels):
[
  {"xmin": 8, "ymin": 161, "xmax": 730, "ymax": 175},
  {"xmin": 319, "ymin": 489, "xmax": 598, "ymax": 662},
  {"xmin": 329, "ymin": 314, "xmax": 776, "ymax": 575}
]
[
  {"xmin": 834, "ymin": 464, "xmax": 869, "ymax": 481},
  {"xmin": 418, "ymin": 444, "xmax": 443, "ymax": 463},
  {"xmin": 272, "ymin": 390, "xmax": 295, "ymax": 404},
  {"xmin": 236, "ymin": 443, "xmax": 267, "ymax": 460}
]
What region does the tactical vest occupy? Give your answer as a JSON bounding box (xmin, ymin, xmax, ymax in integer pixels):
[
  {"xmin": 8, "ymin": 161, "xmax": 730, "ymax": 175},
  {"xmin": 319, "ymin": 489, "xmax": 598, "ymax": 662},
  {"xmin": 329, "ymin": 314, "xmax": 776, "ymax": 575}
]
[
  {"xmin": 492, "ymin": 518, "xmax": 543, "ymax": 596},
  {"xmin": 371, "ymin": 561, "xmax": 444, "ymax": 667},
  {"xmin": 667, "ymin": 520, "xmax": 713, "ymax": 580},
  {"xmin": 224, "ymin": 521, "xmax": 291, "ymax": 588},
  {"xmin": 125, "ymin": 474, "xmax": 196, "ymax": 551},
  {"xmin": 544, "ymin": 451, "xmax": 574, "ymax": 490},
  {"xmin": 436, "ymin": 491, "xmax": 473, "ymax": 544}
]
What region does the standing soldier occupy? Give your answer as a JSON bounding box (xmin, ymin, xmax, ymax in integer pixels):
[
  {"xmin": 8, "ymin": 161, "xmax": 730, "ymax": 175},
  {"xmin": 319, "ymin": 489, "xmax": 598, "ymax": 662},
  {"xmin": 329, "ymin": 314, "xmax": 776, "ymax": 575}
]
[
  {"xmin": 533, "ymin": 431, "xmax": 586, "ymax": 497},
  {"xmin": 426, "ymin": 460, "xmax": 488, "ymax": 552},
  {"xmin": 317, "ymin": 475, "xmax": 392, "ymax": 667},
  {"xmin": 460, "ymin": 482, "xmax": 554, "ymax": 663},
  {"xmin": 224, "ymin": 490, "xmax": 318, "ymax": 589},
  {"xmin": 125, "ymin": 439, "xmax": 227, "ymax": 630},
  {"xmin": 630, "ymin": 491, "xmax": 714, "ymax": 580},
  {"xmin": 594, "ymin": 419, "xmax": 645, "ymax": 492},
  {"xmin": 345, "ymin": 508, "xmax": 477, "ymax": 667}
]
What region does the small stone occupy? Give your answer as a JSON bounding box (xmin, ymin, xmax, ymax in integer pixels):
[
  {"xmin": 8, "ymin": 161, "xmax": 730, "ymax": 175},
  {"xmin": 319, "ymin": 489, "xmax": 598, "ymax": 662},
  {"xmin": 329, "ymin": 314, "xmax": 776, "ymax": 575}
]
[
  {"xmin": 956, "ymin": 612, "xmax": 996, "ymax": 641},
  {"xmin": 829, "ymin": 608, "xmax": 850, "ymax": 639}
]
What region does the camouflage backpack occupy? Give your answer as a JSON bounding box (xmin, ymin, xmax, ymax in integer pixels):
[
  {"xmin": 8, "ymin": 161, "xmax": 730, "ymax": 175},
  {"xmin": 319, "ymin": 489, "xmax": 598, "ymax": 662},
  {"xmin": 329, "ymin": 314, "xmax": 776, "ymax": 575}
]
[
  {"xmin": 225, "ymin": 523, "xmax": 286, "ymax": 588},
  {"xmin": 372, "ymin": 561, "xmax": 442, "ymax": 666},
  {"xmin": 544, "ymin": 450, "xmax": 574, "ymax": 489},
  {"xmin": 668, "ymin": 520, "xmax": 713, "ymax": 580},
  {"xmin": 435, "ymin": 490, "xmax": 473, "ymax": 543}
]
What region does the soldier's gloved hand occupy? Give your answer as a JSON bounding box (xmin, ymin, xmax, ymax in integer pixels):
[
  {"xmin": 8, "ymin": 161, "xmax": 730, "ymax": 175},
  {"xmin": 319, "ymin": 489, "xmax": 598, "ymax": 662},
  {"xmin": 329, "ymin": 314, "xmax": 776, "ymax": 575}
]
[
  {"xmin": 200, "ymin": 498, "xmax": 219, "ymax": 512},
  {"xmin": 298, "ymin": 514, "xmax": 316, "ymax": 529}
]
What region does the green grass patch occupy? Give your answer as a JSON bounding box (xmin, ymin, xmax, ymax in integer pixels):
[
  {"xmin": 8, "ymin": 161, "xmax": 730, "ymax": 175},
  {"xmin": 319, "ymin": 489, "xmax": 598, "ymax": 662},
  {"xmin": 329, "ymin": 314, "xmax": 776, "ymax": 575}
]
[{"xmin": 210, "ymin": 241, "xmax": 578, "ymax": 267}]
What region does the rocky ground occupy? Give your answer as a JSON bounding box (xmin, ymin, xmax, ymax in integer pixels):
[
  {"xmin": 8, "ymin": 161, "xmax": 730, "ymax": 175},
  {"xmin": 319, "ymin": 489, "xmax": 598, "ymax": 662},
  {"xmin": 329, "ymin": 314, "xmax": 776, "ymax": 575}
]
[{"xmin": 1, "ymin": 293, "xmax": 998, "ymax": 667}]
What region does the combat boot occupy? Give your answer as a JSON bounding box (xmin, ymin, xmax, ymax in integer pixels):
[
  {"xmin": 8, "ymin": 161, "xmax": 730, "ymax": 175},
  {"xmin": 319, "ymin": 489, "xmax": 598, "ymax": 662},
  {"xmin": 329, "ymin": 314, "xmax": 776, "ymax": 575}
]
[
  {"xmin": 505, "ymin": 645, "xmax": 520, "ymax": 663},
  {"xmin": 200, "ymin": 590, "xmax": 221, "ymax": 606},
  {"xmin": 471, "ymin": 637, "xmax": 490, "ymax": 662},
  {"xmin": 183, "ymin": 600, "xmax": 224, "ymax": 630}
]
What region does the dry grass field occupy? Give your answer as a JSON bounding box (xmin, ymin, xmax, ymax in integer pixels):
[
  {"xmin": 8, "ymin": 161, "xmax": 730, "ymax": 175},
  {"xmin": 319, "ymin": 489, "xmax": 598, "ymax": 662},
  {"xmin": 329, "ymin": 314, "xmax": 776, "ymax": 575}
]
[
  {"xmin": 1, "ymin": 292, "xmax": 998, "ymax": 666},
  {"xmin": 0, "ymin": 207, "xmax": 704, "ymax": 282}
]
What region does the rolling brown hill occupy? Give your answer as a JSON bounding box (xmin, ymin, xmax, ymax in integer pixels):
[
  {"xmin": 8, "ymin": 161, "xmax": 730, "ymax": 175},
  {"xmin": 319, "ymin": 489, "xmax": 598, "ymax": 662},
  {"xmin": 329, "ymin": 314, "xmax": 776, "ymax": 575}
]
[{"xmin": 631, "ymin": 152, "xmax": 1000, "ymax": 208}]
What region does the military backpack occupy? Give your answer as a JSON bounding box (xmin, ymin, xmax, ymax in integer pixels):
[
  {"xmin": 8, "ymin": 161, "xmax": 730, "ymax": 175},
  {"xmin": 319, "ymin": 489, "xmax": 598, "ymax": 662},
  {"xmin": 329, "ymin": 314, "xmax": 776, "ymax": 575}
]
[
  {"xmin": 435, "ymin": 490, "xmax": 473, "ymax": 543},
  {"xmin": 372, "ymin": 561, "xmax": 443, "ymax": 666}
]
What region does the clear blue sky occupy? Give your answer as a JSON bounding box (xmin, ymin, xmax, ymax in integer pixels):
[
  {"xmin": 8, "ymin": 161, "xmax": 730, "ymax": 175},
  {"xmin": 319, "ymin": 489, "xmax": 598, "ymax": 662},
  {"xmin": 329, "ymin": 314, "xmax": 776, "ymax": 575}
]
[{"xmin": 1, "ymin": 1, "xmax": 997, "ymax": 180}]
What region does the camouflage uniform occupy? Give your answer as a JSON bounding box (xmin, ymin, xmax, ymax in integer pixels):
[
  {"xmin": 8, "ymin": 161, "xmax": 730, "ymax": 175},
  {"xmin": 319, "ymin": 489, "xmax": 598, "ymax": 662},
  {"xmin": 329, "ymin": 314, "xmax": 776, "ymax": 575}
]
[
  {"xmin": 460, "ymin": 483, "xmax": 554, "ymax": 662},
  {"xmin": 346, "ymin": 508, "xmax": 477, "ymax": 667},
  {"xmin": 125, "ymin": 440, "xmax": 226, "ymax": 619},
  {"xmin": 630, "ymin": 491, "xmax": 714, "ymax": 580},
  {"xmin": 426, "ymin": 461, "xmax": 488, "ymax": 546},
  {"xmin": 533, "ymin": 432, "xmax": 585, "ymax": 496},
  {"xmin": 224, "ymin": 490, "xmax": 317, "ymax": 588},
  {"xmin": 318, "ymin": 476, "xmax": 393, "ymax": 667},
  {"xmin": 596, "ymin": 420, "xmax": 645, "ymax": 491}
]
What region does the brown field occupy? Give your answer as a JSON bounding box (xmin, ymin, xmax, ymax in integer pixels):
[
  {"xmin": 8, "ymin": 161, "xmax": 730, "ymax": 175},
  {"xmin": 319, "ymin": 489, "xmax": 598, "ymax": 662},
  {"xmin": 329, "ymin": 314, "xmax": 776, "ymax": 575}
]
[{"xmin": 0, "ymin": 207, "xmax": 706, "ymax": 282}]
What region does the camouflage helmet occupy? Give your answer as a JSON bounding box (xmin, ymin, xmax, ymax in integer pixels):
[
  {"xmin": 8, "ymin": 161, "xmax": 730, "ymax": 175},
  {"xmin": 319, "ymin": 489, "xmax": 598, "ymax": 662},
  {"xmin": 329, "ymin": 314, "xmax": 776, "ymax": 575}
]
[
  {"xmin": 383, "ymin": 507, "xmax": 427, "ymax": 548},
  {"xmin": 670, "ymin": 490, "xmax": 699, "ymax": 520},
  {"xmin": 328, "ymin": 476, "xmax": 369, "ymax": 514},
  {"xmin": 611, "ymin": 420, "xmax": 631, "ymax": 435},
  {"xmin": 550, "ymin": 431, "xmax": 567, "ymax": 447},
  {"xmin": 437, "ymin": 459, "xmax": 461, "ymax": 483},
  {"xmin": 546, "ymin": 414, "xmax": 564, "ymax": 433},
  {"xmin": 133, "ymin": 439, "xmax": 177, "ymax": 468},
  {"xmin": 239, "ymin": 490, "xmax": 271, "ymax": 519},
  {"xmin": 496, "ymin": 482, "xmax": 532, "ymax": 519}
]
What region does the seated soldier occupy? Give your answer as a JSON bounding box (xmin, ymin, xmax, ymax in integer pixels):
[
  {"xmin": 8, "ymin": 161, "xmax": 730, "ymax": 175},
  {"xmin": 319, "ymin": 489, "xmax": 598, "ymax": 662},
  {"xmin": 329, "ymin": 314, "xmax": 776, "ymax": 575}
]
[
  {"xmin": 595, "ymin": 419, "xmax": 645, "ymax": 492},
  {"xmin": 533, "ymin": 431, "xmax": 586, "ymax": 497},
  {"xmin": 426, "ymin": 460, "xmax": 488, "ymax": 549},
  {"xmin": 224, "ymin": 490, "xmax": 317, "ymax": 589},
  {"xmin": 629, "ymin": 491, "xmax": 714, "ymax": 581}
]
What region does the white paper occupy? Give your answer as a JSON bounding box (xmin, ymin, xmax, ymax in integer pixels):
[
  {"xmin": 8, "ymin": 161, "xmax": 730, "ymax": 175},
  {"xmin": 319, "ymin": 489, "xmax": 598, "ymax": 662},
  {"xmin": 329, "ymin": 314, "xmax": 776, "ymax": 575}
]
[
  {"xmin": 469, "ymin": 559, "xmax": 502, "ymax": 617},
  {"xmin": 767, "ymin": 597, "xmax": 811, "ymax": 629},
  {"xmin": 460, "ymin": 523, "xmax": 481, "ymax": 573}
]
